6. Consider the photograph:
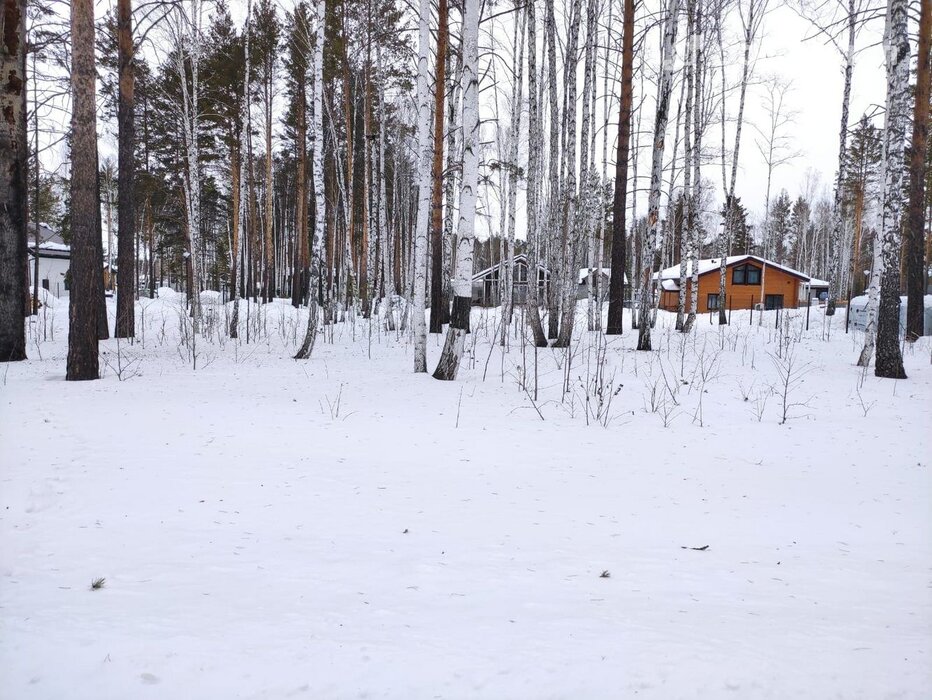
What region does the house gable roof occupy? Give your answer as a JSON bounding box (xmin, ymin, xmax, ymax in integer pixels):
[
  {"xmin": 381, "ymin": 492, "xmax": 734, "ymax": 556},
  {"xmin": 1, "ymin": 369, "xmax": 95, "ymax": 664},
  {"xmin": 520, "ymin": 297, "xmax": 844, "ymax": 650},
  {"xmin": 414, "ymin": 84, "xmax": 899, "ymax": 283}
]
[{"xmin": 655, "ymin": 255, "xmax": 810, "ymax": 282}]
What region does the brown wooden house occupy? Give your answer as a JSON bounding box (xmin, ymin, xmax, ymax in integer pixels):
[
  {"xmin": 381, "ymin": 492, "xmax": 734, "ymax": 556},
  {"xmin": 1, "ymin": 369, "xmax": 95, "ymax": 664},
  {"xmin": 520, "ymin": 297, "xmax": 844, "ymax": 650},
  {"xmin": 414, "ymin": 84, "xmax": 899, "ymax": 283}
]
[{"xmin": 655, "ymin": 255, "xmax": 810, "ymax": 313}]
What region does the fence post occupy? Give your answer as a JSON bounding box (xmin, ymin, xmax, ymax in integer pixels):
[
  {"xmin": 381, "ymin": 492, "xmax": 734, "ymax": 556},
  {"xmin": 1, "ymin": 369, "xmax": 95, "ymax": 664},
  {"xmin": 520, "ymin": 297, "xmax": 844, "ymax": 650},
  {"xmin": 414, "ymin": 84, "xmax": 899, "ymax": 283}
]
[
  {"xmin": 728, "ymin": 295, "xmax": 732, "ymax": 325},
  {"xmin": 750, "ymin": 298, "xmax": 753, "ymax": 326},
  {"xmin": 806, "ymin": 293, "xmax": 811, "ymax": 331}
]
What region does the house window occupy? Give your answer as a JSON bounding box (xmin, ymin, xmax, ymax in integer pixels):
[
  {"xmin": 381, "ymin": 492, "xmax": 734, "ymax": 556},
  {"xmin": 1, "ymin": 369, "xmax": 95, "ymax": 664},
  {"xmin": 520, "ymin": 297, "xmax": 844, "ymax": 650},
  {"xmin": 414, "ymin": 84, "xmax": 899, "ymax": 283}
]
[
  {"xmin": 707, "ymin": 293, "xmax": 720, "ymax": 310},
  {"xmin": 732, "ymin": 264, "xmax": 761, "ymax": 285},
  {"xmin": 765, "ymin": 294, "xmax": 784, "ymax": 310}
]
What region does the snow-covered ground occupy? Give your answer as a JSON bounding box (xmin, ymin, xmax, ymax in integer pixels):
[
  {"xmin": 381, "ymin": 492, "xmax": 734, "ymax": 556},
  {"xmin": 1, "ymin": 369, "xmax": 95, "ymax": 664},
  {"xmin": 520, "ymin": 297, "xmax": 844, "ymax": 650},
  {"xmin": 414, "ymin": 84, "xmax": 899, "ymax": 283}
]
[{"xmin": 2, "ymin": 295, "xmax": 930, "ymax": 699}]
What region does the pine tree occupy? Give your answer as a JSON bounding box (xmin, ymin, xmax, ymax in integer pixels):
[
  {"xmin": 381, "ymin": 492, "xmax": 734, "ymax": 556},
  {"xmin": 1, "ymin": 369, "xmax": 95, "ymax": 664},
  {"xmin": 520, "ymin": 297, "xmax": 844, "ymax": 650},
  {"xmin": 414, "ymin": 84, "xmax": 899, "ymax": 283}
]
[{"xmin": 0, "ymin": 0, "xmax": 27, "ymax": 362}]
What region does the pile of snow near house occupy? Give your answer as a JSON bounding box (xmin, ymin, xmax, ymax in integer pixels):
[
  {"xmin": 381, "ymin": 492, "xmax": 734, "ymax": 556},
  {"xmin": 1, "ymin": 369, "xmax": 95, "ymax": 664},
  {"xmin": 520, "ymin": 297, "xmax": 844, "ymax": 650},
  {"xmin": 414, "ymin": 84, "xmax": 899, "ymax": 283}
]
[{"xmin": 1, "ymin": 297, "xmax": 930, "ymax": 699}]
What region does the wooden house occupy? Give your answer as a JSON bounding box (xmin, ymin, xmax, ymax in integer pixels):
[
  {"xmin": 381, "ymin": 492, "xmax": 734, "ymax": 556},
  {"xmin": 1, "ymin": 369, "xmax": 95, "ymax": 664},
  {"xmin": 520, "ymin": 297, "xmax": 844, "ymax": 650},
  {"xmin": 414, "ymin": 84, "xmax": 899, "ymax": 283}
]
[
  {"xmin": 655, "ymin": 255, "xmax": 809, "ymax": 313},
  {"xmin": 471, "ymin": 254, "xmax": 550, "ymax": 307}
]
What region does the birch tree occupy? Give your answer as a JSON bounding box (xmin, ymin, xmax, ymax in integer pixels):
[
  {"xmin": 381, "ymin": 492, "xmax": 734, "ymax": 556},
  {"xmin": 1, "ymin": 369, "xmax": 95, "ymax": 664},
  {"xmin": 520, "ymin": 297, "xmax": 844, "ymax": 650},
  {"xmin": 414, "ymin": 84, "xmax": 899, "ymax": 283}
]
[
  {"xmin": 0, "ymin": 0, "xmax": 26, "ymax": 362},
  {"xmin": 172, "ymin": 0, "xmax": 204, "ymax": 331},
  {"xmin": 433, "ymin": 0, "xmax": 478, "ymax": 380},
  {"xmin": 554, "ymin": 0, "xmax": 583, "ymax": 347},
  {"xmin": 524, "ymin": 0, "xmax": 549, "ymax": 347},
  {"xmin": 719, "ymin": 0, "xmax": 768, "ymax": 324},
  {"xmin": 294, "ymin": 0, "xmax": 326, "ymax": 359},
  {"xmin": 637, "ymin": 0, "xmax": 681, "ymax": 351},
  {"xmin": 411, "ymin": 0, "xmax": 431, "ymax": 371},
  {"xmin": 872, "ymin": 0, "xmax": 908, "ymax": 379}
]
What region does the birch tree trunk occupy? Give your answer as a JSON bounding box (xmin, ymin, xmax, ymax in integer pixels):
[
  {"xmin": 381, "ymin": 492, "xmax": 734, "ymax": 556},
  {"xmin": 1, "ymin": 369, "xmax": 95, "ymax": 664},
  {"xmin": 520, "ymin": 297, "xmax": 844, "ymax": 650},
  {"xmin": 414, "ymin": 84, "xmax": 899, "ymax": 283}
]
[
  {"xmin": 67, "ymin": 0, "xmax": 99, "ymax": 379},
  {"xmin": 677, "ymin": 0, "xmax": 695, "ymax": 332},
  {"xmin": 905, "ymin": 0, "xmax": 930, "ymax": 341},
  {"xmin": 524, "ymin": 0, "xmax": 549, "ymax": 346},
  {"xmin": 606, "ymin": 0, "xmax": 635, "ymax": 335},
  {"xmin": 719, "ymin": 0, "xmax": 765, "ymax": 324},
  {"xmin": 827, "ymin": 0, "xmax": 856, "ymax": 317},
  {"xmin": 873, "ymin": 0, "xmax": 909, "ymax": 379},
  {"xmin": 502, "ymin": 3, "xmax": 526, "ymax": 337},
  {"xmin": 857, "ymin": 231, "xmax": 881, "ymax": 366},
  {"xmin": 294, "ymin": 0, "xmax": 326, "ymax": 359},
  {"xmin": 433, "ymin": 0, "xmax": 478, "ymax": 380},
  {"xmin": 411, "ymin": 0, "xmax": 432, "ymax": 371},
  {"xmin": 174, "ymin": 1, "xmax": 203, "ymax": 332},
  {"xmin": 554, "ymin": 0, "xmax": 583, "ymax": 347},
  {"xmin": 685, "ymin": 0, "xmax": 703, "ymax": 333},
  {"xmin": 637, "ymin": 0, "xmax": 681, "ymax": 351},
  {"xmin": 580, "ymin": 0, "xmax": 598, "ymax": 333},
  {"xmin": 544, "ymin": 0, "xmax": 560, "ymax": 341},
  {"xmin": 0, "ymin": 0, "xmax": 26, "ymax": 362}
]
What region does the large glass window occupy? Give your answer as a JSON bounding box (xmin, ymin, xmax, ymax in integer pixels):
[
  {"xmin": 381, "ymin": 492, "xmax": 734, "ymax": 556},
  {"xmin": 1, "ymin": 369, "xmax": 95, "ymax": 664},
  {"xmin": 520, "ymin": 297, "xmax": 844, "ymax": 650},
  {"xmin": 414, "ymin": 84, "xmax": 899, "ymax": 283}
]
[{"xmin": 732, "ymin": 264, "xmax": 761, "ymax": 285}]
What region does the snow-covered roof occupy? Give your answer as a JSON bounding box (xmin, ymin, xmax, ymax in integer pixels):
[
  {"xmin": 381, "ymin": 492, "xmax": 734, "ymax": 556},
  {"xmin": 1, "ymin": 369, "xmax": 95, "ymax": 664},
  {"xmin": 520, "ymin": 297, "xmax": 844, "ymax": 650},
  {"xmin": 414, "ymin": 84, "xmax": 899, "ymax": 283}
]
[
  {"xmin": 805, "ymin": 278, "xmax": 829, "ymax": 287},
  {"xmin": 654, "ymin": 255, "xmax": 810, "ymax": 282},
  {"xmin": 577, "ymin": 267, "xmax": 628, "ymax": 285},
  {"xmin": 661, "ymin": 279, "xmax": 679, "ymax": 291},
  {"xmin": 472, "ymin": 254, "xmax": 549, "ymax": 280}
]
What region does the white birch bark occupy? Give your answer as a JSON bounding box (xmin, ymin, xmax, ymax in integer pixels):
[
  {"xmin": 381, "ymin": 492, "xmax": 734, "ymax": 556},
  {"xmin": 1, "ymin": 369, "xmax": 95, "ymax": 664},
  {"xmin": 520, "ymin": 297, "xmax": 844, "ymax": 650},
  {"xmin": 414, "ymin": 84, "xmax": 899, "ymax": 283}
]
[
  {"xmin": 295, "ymin": 0, "xmax": 326, "ymax": 359},
  {"xmin": 872, "ymin": 0, "xmax": 909, "ymax": 378},
  {"xmin": 637, "ymin": 0, "xmax": 681, "ymax": 350},
  {"xmin": 857, "ymin": 230, "xmax": 880, "ymax": 366},
  {"xmin": 433, "ymin": 0, "xmax": 478, "ymax": 380},
  {"xmin": 173, "ymin": 0, "xmax": 202, "ymax": 332},
  {"xmin": 677, "ymin": 0, "xmax": 695, "ymax": 331},
  {"xmin": 828, "ymin": 0, "xmax": 857, "ymax": 317},
  {"xmin": 554, "ymin": 0, "xmax": 583, "ymax": 347},
  {"xmin": 719, "ymin": 0, "xmax": 767, "ymax": 323},
  {"xmin": 502, "ymin": 5, "xmax": 526, "ymax": 335},
  {"xmin": 411, "ymin": 0, "xmax": 431, "ymax": 372}
]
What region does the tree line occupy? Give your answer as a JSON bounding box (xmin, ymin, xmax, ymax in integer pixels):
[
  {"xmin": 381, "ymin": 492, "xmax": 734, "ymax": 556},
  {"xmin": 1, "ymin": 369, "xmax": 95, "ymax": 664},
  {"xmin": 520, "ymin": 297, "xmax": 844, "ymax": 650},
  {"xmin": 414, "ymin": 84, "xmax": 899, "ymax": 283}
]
[{"xmin": 0, "ymin": 0, "xmax": 928, "ymax": 382}]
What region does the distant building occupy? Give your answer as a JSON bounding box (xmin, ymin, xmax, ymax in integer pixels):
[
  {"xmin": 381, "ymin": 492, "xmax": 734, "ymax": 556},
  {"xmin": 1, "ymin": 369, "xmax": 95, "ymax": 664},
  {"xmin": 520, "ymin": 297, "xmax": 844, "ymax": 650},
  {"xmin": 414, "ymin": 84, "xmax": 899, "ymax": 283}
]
[
  {"xmin": 576, "ymin": 267, "xmax": 627, "ymax": 300},
  {"xmin": 27, "ymin": 223, "xmax": 70, "ymax": 298},
  {"xmin": 654, "ymin": 255, "xmax": 810, "ymax": 312},
  {"xmin": 471, "ymin": 254, "xmax": 551, "ymax": 307}
]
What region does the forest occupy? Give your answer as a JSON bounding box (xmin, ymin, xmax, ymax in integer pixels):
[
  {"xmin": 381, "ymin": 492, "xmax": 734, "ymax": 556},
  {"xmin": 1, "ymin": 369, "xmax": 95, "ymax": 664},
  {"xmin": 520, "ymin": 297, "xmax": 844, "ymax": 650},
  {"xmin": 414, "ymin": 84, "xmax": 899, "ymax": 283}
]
[{"xmin": 0, "ymin": 0, "xmax": 928, "ymax": 376}]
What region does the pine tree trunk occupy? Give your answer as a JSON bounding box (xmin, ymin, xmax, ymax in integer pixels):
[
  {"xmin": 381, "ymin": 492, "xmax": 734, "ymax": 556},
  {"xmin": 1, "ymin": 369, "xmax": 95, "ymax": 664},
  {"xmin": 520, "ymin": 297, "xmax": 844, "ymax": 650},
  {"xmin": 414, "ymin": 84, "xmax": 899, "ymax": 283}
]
[
  {"xmin": 428, "ymin": 0, "xmax": 448, "ymax": 334},
  {"xmin": 606, "ymin": 0, "xmax": 634, "ymax": 335},
  {"xmin": 433, "ymin": 0, "xmax": 478, "ymax": 380},
  {"xmin": 0, "ymin": 0, "xmax": 26, "ymax": 362},
  {"xmin": 874, "ymin": 0, "xmax": 909, "ymax": 378},
  {"xmin": 67, "ymin": 0, "xmax": 100, "ymax": 380},
  {"xmin": 115, "ymin": 0, "xmax": 135, "ymax": 337},
  {"xmin": 292, "ymin": 77, "xmax": 308, "ymax": 308},
  {"xmin": 905, "ymin": 0, "xmax": 930, "ymax": 341}
]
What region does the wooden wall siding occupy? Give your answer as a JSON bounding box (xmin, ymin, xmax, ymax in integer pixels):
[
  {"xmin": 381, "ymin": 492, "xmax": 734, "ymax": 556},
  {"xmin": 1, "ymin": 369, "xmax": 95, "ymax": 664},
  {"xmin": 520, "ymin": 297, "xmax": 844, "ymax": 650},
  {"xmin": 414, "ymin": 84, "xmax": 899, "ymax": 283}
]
[{"xmin": 660, "ymin": 263, "xmax": 801, "ymax": 313}]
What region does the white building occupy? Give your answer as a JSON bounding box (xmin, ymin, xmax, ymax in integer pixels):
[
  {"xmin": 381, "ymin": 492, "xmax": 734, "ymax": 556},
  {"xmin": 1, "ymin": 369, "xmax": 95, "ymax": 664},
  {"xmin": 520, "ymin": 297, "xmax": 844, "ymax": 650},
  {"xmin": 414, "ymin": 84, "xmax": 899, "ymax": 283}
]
[{"xmin": 27, "ymin": 223, "xmax": 70, "ymax": 298}]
